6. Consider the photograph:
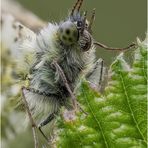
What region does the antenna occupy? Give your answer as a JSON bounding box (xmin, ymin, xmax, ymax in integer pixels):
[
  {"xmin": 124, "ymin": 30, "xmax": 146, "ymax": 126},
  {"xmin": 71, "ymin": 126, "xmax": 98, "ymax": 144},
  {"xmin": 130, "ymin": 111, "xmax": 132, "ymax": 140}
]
[
  {"xmin": 88, "ymin": 8, "xmax": 96, "ymax": 32},
  {"xmin": 71, "ymin": 0, "xmax": 84, "ymax": 16},
  {"xmin": 94, "ymin": 41, "xmax": 136, "ymax": 51}
]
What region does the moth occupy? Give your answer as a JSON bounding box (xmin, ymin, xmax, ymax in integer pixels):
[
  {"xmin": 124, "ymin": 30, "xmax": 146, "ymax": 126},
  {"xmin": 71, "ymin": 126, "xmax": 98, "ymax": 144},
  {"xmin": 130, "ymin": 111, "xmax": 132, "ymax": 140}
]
[{"xmin": 5, "ymin": 0, "xmax": 135, "ymax": 142}]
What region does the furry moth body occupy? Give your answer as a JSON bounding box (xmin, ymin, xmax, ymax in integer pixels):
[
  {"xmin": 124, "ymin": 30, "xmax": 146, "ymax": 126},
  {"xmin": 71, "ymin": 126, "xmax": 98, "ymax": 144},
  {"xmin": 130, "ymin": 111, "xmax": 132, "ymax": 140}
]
[
  {"xmin": 23, "ymin": 22, "xmax": 96, "ymax": 124},
  {"xmin": 20, "ymin": 1, "xmax": 99, "ymax": 127}
]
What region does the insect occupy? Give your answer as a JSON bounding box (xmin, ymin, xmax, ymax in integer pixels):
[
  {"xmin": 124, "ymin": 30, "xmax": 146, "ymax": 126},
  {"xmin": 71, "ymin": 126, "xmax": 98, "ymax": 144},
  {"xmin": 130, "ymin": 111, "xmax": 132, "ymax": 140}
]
[{"xmin": 9, "ymin": 0, "xmax": 135, "ymax": 143}]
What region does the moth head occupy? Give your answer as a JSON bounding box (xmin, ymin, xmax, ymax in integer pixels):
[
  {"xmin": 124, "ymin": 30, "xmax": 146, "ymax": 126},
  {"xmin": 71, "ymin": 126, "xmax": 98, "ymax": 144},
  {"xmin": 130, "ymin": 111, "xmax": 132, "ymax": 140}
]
[{"xmin": 57, "ymin": 0, "xmax": 94, "ymax": 52}]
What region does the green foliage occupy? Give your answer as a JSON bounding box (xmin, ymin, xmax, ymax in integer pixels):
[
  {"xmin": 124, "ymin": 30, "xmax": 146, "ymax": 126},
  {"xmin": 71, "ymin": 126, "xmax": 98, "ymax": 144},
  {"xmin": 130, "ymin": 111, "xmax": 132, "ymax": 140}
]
[{"xmin": 56, "ymin": 38, "xmax": 147, "ymax": 147}]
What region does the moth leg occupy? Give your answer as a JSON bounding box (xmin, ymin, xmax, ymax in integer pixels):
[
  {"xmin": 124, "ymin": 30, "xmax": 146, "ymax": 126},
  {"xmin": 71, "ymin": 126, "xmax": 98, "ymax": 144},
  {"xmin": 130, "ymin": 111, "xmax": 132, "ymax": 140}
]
[
  {"xmin": 38, "ymin": 113, "xmax": 55, "ymax": 128},
  {"xmin": 22, "ymin": 87, "xmax": 56, "ymax": 142},
  {"xmin": 77, "ymin": 103, "xmax": 88, "ymax": 115},
  {"xmin": 88, "ymin": 8, "xmax": 96, "ymax": 33},
  {"xmin": 51, "ymin": 60, "xmax": 77, "ymax": 110},
  {"xmin": 21, "ymin": 86, "xmax": 39, "ymax": 148},
  {"xmin": 65, "ymin": 100, "xmax": 88, "ymax": 115},
  {"xmin": 38, "ymin": 112, "xmax": 57, "ymax": 142},
  {"xmin": 86, "ymin": 58, "xmax": 105, "ymax": 91}
]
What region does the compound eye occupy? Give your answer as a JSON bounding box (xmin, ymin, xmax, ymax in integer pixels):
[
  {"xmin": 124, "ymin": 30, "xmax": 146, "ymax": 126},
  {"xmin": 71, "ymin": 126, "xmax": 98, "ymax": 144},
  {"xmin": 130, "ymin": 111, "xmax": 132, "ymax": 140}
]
[
  {"xmin": 77, "ymin": 21, "xmax": 83, "ymax": 28},
  {"xmin": 58, "ymin": 21, "xmax": 79, "ymax": 46}
]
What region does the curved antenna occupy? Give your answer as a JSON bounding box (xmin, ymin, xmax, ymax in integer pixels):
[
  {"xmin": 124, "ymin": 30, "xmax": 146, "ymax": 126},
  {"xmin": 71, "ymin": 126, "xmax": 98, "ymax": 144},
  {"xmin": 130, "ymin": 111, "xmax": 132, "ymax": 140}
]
[
  {"xmin": 83, "ymin": 11, "xmax": 87, "ymax": 24},
  {"xmin": 77, "ymin": 0, "xmax": 84, "ymax": 12},
  {"xmin": 81, "ymin": 11, "xmax": 87, "ymax": 33},
  {"xmin": 94, "ymin": 41, "xmax": 136, "ymax": 51},
  {"xmin": 71, "ymin": 0, "xmax": 84, "ymax": 16},
  {"xmin": 88, "ymin": 8, "xmax": 96, "ymax": 32}
]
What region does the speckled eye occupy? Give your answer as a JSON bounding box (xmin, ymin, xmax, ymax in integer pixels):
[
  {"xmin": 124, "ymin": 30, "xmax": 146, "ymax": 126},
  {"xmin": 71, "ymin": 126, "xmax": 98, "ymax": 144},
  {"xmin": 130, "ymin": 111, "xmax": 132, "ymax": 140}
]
[{"xmin": 58, "ymin": 21, "xmax": 79, "ymax": 46}]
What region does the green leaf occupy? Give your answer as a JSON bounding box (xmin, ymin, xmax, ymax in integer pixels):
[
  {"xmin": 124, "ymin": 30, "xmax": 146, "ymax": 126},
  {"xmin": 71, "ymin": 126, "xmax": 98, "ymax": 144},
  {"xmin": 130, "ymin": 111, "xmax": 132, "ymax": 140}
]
[
  {"xmin": 55, "ymin": 37, "xmax": 147, "ymax": 147},
  {"xmin": 128, "ymin": 39, "xmax": 147, "ymax": 142}
]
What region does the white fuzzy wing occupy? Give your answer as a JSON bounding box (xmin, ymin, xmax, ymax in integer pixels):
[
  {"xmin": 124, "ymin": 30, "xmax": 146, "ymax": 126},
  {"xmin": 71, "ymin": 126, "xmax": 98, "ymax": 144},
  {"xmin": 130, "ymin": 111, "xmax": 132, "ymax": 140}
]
[{"xmin": 1, "ymin": 13, "xmax": 37, "ymax": 77}]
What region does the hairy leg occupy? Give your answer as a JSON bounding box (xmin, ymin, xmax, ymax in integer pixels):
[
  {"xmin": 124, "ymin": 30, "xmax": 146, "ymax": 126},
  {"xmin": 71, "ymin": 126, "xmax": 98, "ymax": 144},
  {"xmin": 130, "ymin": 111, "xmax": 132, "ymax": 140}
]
[
  {"xmin": 22, "ymin": 87, "xmax": 58, "ymax": 142},
  {"xmin": 38, "ymin": 112, "xmax": 58, "ymax": 141},
  {"xmin": 22, "ymin": 86, "xmax": 39, "ymax": 148},
  {"xmin": 86, "ymin": 58, "xmax": 105, "ymax": 90},
  {"xmin": 51, "ymin": 60, "xmax": 77, "ymax": 109}
]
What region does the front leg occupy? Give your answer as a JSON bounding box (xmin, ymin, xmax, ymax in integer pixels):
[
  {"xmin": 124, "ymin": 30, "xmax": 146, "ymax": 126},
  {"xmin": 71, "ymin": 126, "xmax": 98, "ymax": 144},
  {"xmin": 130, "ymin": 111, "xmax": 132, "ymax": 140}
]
[
  {"xmin": 86, "ymin": 58, "xmax": 106, "ymax": 91},
  {"xmin": 51, "ymin": 60, "xmax": 78, "ymax": 110}
]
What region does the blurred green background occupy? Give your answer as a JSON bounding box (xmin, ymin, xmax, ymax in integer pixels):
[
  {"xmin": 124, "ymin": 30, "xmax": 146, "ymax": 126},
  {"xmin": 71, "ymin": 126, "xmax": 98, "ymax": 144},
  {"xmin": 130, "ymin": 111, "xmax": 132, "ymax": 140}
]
[{"xmin": 17, "ymin": 0, "xmax": 147, "ymax": 64}]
